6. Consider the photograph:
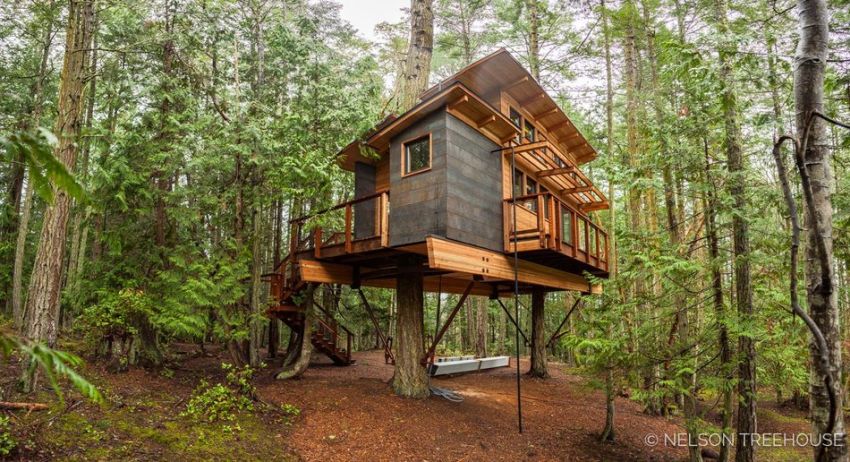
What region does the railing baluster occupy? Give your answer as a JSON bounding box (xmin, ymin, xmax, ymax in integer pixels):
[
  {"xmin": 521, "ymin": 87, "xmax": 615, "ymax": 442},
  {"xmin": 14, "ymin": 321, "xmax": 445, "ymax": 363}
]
[{"xmin": 344, "ymin": 204, "xmax": 352, "ymax": 253}]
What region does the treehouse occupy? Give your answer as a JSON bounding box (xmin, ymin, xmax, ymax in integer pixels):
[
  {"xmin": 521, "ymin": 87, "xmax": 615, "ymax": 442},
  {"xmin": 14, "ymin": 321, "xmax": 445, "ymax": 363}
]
[{"xmin": 267, "ymin": 49, "xmax": 609, "ymax": 367}]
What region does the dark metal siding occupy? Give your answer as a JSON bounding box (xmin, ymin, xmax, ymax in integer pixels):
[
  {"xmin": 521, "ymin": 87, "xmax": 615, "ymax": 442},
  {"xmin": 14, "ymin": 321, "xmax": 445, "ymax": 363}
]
[
  {"xmin": 445, "ymin": 113, "xmax": 502, "ymax": 251},
  {"xmin": 388, "ymin": 109, "xmax": 448, "ymax": 246}
]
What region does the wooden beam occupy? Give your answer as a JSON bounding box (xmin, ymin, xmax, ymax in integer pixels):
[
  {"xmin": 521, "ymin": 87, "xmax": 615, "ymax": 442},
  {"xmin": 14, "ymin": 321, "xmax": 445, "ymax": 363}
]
[
  {"xmin": 299, "ymin": 258, "xmax": 496, "ymax": 295},
  {"xmin": 538, "ymin": 166, "xmax": 574, "ymax": 177},
  {"xmin": 476, "ymin": 114, "xmax": 496, "ymax": 128},
  {"xmin": 580, "ymin": 202, "xmax": 610, "ymax": 212},
  {"xmin": 503, "ymin": 76, "xmax": 529, "ymax": 91},
  {"xmin": 562, "ymin": 186, "xmax": 594, "ymax": 194},
  {"xmin": 534, "ymin": 107, "xmax": 559, "ymax": 119},
  {"xmin": 520, "ymin": 92, "xmax": 545, "ymax": 107},
  {"xmin": 426, "ymin": 236, "xmax": 595, "ymax": 293},
  {"xmin": 546, "ymin": 120, "xmax": 572, "ymax": 132},
  {"xmin": 499, "ymin": 140, "xmax": 548, "ymax": 155},
  {"xmin": 447, "ymin": 95, "xmax": 469, "ymax": 111}
]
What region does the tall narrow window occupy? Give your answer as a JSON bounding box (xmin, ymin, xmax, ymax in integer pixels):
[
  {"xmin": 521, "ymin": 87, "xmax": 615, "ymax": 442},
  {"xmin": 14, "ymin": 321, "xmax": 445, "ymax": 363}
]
[
  {"xmin": 526, "ymin": 177, "xmax": 537, "ymax": 195},
  {"xmin": 510, "ymin": 107, "xmax": 522, "ymax": 143},
  {"xmin": 561, "ymin": 209, "xmax": 573, "ymax": 245},
  {"xmin": 509, "ymin": 107, "xmax": 522, "ymax": 128},
  {"xmin": 512, "ymin": 168, "xmax": 524, "ymax": 197},
  {"xmin": 524, "ymin": 120, "xmax": 536, "ymax": 141},
  {"xmin": 402, "ymin": 135, "xmax": 430, "ymax": 176}
]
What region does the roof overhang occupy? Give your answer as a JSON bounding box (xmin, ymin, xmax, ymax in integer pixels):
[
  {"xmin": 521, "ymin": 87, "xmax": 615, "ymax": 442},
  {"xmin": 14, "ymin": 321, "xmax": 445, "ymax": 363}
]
[
  {"xmin": 420, "ymin": 49, "xmax": 598, "ymax": 165},
  {"xmin": 337, "ymin": 83, "xmax": 519, "ymax": 171}
]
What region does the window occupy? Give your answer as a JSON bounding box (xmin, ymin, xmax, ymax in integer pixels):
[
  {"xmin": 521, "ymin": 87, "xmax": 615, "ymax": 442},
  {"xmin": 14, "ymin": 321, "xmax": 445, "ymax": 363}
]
[
  {"xmin": 526, "ymin": 177, "xmax": 537, "ymax": 196},
  {"xmin": 402, "ymin": 135, "xmax": 430, "ymax": 176},
  {"xmin": 513, "ymin": 168, "xmax": 524, "ymax": 197},
  {"xmin": 524, "ymin": 120, "xmax": 536, "ymax": 141},
  {"xmin": 561, "ymin": 209, "xmax": 573, "ymax": 245},
  {"xmin": 509, "ymin": 107, "xmax": 522, "ymax": 128},
  {"xmin": 578, "ymin": 220, "xmax": 587, "ymax": 251}
]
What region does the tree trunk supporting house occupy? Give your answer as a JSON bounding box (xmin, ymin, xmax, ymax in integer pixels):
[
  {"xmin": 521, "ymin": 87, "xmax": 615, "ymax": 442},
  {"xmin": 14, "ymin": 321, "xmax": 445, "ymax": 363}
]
[
  {"xmin": 276, "ymin": 285, "xmax": 314, "ymax": 380},
  {"xmin": 528, "ymin": 288, "xmax": 548, "ymax": 378},
  {"xmin": 392, "ymin": 256, "xmax": 430, "ymax": 398}
]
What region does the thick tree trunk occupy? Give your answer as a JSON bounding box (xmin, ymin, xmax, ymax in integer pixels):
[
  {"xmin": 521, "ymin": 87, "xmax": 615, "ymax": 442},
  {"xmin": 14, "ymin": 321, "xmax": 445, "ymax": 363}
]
[
  {"xmin": 528, "ymin": 288, "xmax": 548, "ymax": 378},
  {"xmin": 711, "ymin": 1, "xmax": 755, "ymax": 460},
  {"xmin": 393, "ymin": 256, "xmax": 429, "ymax": 398},
  {"xmin": 397, "ymin": 0, "xmax": 434, "ymax": 111},
  {"xmin": 12, "ymin": 179, "xmax": 35, "ymax": 330},
  {"xmin": 794, "ymin": 1, "xmax": 846, "ymax": 459},
  {"xmin": 20, "ymin": 0, "xmax": 95, "ymax": 391}
]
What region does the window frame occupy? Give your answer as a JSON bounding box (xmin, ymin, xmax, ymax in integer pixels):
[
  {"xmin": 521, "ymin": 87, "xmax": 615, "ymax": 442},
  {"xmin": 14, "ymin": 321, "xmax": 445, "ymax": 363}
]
[{"xmin": 400, "ymin": 133, "xmax": 432, "ymax": 177}]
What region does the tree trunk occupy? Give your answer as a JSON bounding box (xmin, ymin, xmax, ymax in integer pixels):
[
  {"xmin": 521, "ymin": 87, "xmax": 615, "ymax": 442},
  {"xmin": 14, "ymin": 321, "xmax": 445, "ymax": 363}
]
[
  {"xmin": 704, "ymin": 138, "xmax": 733, "ymax": 462},
  {"xmin": 276, "ymin": 286, "xmax": 314, "ymax": 380},
  {"xmin": 601, "ymin": 368, "xmax": 615, "ymax": 442},
  {"xmin": 21, "ymin": 0, "xmax": 95, "ymax": 371},
  {"xmin": 397, "ymin": 0, "xmax": 434, "ymax": 111},
  {"xmin": 526, "ymin": 0, "xmax": 540, "ymax": 81},
  {"xmin": 393, "ymin": 256, "xmax": 429, "ymax": 398},
  {"xmin": 712, "ymin": 1, "xmax": 755, "ymax": 460},
  {"xmin": 528, "ymin": 288, "xmax": 548, "ymax": 378},
  {"xmin": 794, "ymin": 1, "xmax": 846, "ymax": 459},
  {"xmin": 475, "ymin": 297, "xmax": 487, "ymax": 357}
]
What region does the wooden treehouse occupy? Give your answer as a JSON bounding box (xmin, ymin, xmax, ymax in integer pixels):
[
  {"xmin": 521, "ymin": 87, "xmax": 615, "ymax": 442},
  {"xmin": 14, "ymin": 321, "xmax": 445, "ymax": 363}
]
[{"xmin": 267, "ymin": 49, "xmax": 609, "ymax": 369}]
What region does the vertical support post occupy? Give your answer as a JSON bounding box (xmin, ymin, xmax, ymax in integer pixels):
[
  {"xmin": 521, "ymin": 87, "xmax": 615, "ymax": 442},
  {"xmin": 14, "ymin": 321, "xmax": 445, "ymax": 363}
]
[
  {"xmin": 313, "ymin": 227, "xmax": 323, "ymax": 258},
  {"xmin": 344, "ymin": 203, "xmax": 352, "ymax": 253},
  {"xmin": 510, "ymin": 146, "xmax": 523, "ymax": 433},
  {"xmin": 571, "ymin": 211, "xmax": 578, "ymax": 258},
  {"xmin": 547, "ymin": 195, "xmax": 557, "ymax": 249},
  {"xmin": 380, "ymin": 192, "xmax": 389, "ymax": 247},
  {"xmin": 537, "ymin": 194, "xmax": 545, "ymax": 247}
]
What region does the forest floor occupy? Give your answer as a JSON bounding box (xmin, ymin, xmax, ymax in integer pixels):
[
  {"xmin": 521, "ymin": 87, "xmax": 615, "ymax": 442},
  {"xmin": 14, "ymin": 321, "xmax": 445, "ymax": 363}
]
[{"xmin": 2, "ymin": 346, "xmax": 811, "ymax": 461}]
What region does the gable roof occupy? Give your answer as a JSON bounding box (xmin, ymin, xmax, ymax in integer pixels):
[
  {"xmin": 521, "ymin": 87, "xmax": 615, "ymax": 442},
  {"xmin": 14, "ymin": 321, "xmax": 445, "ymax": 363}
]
[
  {"xmin": 338, "ymin": 49, "xmax": 599, "ymax": 171},
  {"xmin": 419, "ymin": 49, "xmax": 598, "ymax": 165}
]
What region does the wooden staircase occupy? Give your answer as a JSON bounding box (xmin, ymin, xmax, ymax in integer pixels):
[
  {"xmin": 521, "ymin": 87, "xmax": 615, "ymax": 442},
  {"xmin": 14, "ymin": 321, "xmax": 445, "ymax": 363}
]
[{"xmin": 266, "ymin": 249, "xmax": 354, "ymax": 366}]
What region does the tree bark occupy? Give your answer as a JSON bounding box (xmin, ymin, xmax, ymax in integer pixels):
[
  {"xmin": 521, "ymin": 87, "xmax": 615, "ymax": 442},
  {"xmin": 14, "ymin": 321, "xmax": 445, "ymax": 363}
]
[
  {"xmin": 711, "ymin": 1, "xmax": 755, "ymax": 460},
  {"xmin": 794, "ymin": 1, "xmax": 846, "ymax": 459},
  {"xmin": 393, "ymin": 256, "xmax": 429, "ymax": 398},
  {"xmin": 397, "ymin": 0, "xmax": 434, "ymax": 111},
  {"xmin": 20, "ymin": 0, "xmax": 95, "ymax": 392},
  {"xmin": 276, "ymin": 286, "xmax": 314, "ymax": 380},
  {"xmin": 475, "ymin": 297, "xmax": 487, "ymax": 357},
  {"xmin": 528, "ymin": 288, "xmax": 548, "ymax": 378}
]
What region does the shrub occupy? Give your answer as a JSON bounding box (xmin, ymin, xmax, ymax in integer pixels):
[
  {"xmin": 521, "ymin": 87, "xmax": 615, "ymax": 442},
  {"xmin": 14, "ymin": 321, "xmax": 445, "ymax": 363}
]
[
  {"xmin": 181, "ymin": 363, "xmax": 257, "ymax": 424},
  {"xmin": 0, "ymin": 415, "xmax": 16, "ymax": 457}
]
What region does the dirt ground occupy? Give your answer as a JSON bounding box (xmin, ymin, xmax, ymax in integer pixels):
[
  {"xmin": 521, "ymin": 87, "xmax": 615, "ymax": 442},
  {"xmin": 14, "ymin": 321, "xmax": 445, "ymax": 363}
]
[
  {"xmin": 3, "ymin": 346, "xmax": 812, "ymax": 461},
  {"xmin": 254, "ymin": 350, "xmax": 690, "ymax": 461}
]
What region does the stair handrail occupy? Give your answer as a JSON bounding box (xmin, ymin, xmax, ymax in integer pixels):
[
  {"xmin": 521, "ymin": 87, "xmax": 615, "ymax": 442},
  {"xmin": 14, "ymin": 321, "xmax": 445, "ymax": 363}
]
[{"xmin": 311, "ymin": 300, "xmax": 353, "ymax": 363}]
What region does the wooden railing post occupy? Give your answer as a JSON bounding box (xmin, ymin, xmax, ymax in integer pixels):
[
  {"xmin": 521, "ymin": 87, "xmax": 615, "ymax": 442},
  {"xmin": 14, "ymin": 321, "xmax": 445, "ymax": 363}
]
[
  {"xmin": 536, "ymin": 194, "xmax": 545, "ymax": 247},
  {"xmin": 313, "ymin": 227, "xmax": 323, "ymax": 258},
  {"xmin": 380, "ymin": 192, "xmax": 389, "ymax": 247},
  {"xmin": 344, "ymin": 204, "xmax": 352, "ymax": 253},
  {"xmin": 571, "ymin": 211, "xmax": 578, "ymax": 257},
  {"xmin": 547, "ymin": 195, "xmax": 556, "ymax": 249}
]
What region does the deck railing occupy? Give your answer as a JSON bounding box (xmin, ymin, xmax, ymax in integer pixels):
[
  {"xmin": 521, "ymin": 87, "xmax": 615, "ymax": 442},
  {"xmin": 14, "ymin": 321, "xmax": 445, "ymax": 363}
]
[
  {"xmin": 289, "ymin": 191, "xmax": 389, "ymax": 258},
  {"xmin": 503, "ymin": 192, "xmax": 609, "ymax": 272}
]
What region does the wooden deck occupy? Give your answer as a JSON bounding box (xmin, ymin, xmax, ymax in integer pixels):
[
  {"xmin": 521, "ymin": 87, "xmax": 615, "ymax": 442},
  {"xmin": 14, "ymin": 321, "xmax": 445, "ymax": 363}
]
[{"xmin": 272, "ymin": 191, "xmax": 605, "ymax": 298}]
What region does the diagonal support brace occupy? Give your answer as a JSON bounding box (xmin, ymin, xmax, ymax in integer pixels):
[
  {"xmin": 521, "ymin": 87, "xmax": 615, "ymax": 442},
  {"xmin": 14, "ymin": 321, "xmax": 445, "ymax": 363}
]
[
  {"xmin": 357, "ymin": 289, "xmax": 395, "ymax": 365},
  {"xmin": 546, "ymin": 298, "xmax": 582, "ymax": 348},
  {"xmin": 496, "ymin": 298, "xmax": 530, "ymax": 347},
  {"xmin": 422, "ymin": 281, "xmax": 475, "ymax": 365}
]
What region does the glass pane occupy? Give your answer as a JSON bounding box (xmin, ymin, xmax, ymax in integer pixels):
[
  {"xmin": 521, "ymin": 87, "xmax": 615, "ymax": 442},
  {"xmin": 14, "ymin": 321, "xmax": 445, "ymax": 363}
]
[
  {"xmin": 526, "ymin": 178, "xmax": 537, "ymax": 195},
  {"xmin": 513, "ymin": 168, "xmax": 523, "ymax": 197},
  {"xmin": 509, "ymin": 107, "xmax": 521, "ymax": 128},
  {"xmin": 404, "ymin": 137, "xmax": 430, "ymax": 174},
  {"xmin": 561, "ymin": 210, "xmax": 572, "ymax": 244},
  {"xmin": 524, "ymin": 120, "xmax": 536, "ymax": 141}
]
